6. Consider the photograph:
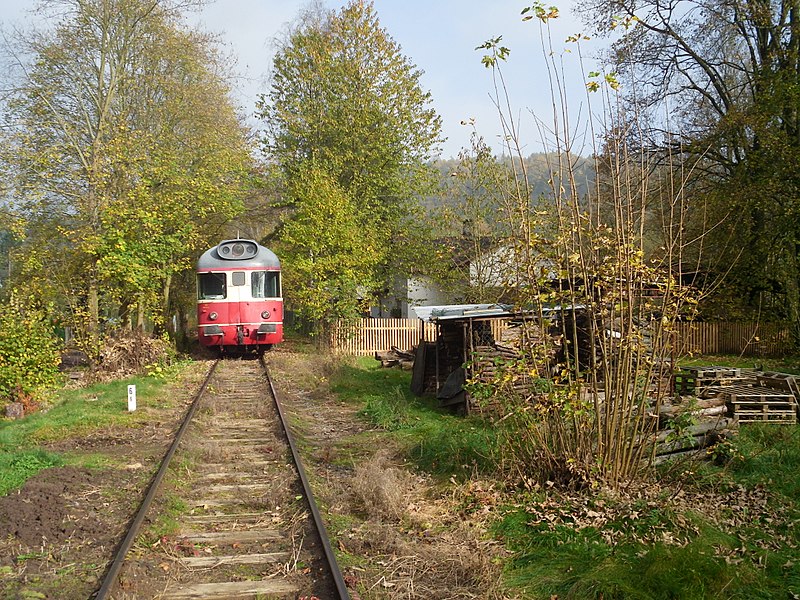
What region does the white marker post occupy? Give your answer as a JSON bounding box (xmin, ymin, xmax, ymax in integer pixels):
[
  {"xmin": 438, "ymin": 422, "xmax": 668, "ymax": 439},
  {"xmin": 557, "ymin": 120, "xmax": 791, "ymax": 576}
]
[{"xmin": 127, "ymin": 384, "xmax": 137, "ymax": 412}]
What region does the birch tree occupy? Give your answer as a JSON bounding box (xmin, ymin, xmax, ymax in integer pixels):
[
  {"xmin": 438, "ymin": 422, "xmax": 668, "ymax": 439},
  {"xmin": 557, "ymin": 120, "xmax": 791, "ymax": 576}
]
[{"xmin": 1, "ymin": 0, "xmax": 250, "ymax": 355}]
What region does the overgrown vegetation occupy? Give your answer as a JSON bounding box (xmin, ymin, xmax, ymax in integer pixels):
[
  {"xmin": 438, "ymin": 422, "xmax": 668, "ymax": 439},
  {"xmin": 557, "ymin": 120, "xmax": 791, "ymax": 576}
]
[
  {"xmin": 445, "ymin": 12, "xmax": 701, "ymax": 490},
  {"xmin": 328, "ymin": 357, "xmax": 800, "ymax": 598},
  {"xmin": 259, "ymin": 0, "xmax": 442, "ymax": 334},
  {"xmin": 0, "ymin": 293, "xmax": 63, "ymax": 410},
  {"xmin": 579, "ymin": 0, "xmax": 800, "ymax": 343},
  {"xmin": 1, "ymin": 0, "xmax": 251, "ymax": 356}
]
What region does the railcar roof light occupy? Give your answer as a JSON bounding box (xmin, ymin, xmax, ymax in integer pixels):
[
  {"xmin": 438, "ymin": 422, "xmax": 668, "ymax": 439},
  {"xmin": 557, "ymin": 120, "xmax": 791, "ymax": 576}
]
[
  {"xmin": 216, "ymin": 240, "xmax": 258, "ymax": 260},
  {"xmin": 209, "ymin": 312, "xmax": 218, "ymax": 320}
]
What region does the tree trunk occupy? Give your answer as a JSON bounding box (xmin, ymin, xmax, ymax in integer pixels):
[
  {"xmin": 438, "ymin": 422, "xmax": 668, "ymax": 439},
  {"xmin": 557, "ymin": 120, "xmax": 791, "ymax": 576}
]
[
  {"xmin": 788, "ymin": 242, "xmax": 800, "ymax": 351},
  {"xmin": 87, "ymin": 276, "xmax": 100, "ymax": 362}
]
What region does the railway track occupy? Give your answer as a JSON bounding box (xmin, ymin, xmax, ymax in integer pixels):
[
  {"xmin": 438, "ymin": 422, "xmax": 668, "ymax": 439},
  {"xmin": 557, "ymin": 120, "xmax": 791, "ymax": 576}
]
[{"xmin": 96, "ymin": 357, "xmax": 349, "ymax": 599}]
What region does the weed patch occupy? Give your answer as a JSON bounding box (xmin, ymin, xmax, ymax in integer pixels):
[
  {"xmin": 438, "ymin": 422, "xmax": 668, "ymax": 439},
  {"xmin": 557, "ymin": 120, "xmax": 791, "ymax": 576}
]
[
  {"xmin": 326, "ymin": 357, "xmax": 800, "ymax": 598},
  {"xmin": 0, "ymin": 450, "xmax": 63, "ymax": 496}
]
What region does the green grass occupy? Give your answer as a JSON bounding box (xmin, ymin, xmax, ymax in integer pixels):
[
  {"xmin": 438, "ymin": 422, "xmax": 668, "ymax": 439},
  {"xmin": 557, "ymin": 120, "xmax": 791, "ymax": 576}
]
[
  {"xmin": 138, "ymin": 492, "xmax": 189, "ymax": 546},
  {"xmin": 328, "ymin": 355, "xmax": 800, "ymax": 599},
  {"xmin": 731, "ymin": 423, "xmax": 800, "ymax": 498},
  {"xmin": 0, "ymin": 450, "xmax": 63, "ymax": 496},
  {"xmin": 330, "ymin": 358, "xmax": 500, "ymax": 478},
  {"xmin": 0, "ymin": 371, "xmax": 182, "ymax": 496},
  {"xmin": 679, "ymin": 354, "xmax": 800, "ymax": 375},
  {"xmin": 494, "ymin": 503, "xmax": 790, "ymax": 599},
  {"xmin": 490, "ymin": 424, "xmax": 800, "ymax": 599}
]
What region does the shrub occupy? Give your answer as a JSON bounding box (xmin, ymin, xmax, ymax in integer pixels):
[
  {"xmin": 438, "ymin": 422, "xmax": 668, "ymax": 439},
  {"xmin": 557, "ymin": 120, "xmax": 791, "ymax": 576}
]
[
  {"xmin": 0, "ymin": 293, "xmax": 63, "ymax": 409},
  {"xmin": 94, "ymin": 329, "xmax": 175, "ymax": 379}
]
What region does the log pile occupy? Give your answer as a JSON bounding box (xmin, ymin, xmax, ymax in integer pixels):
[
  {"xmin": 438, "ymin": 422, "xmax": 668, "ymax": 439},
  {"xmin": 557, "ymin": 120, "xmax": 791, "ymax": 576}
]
[
  {"xmin": 656, "ymin": 397, "xmax": 728, "ymax": 428},
  {"xmin": 374, "ymin": 346, "xmax": 415, "ymax": 370},
  {"xmin": 652, "ymin": 417, "xmax": 738, "ymax": 464},
  {"xmin": 470, "ymin": 344, "xmax": 521, "ymax": 383},
  {"xmin": 651, "ymin": 397, "xmax": 738, "ymax": 463}
]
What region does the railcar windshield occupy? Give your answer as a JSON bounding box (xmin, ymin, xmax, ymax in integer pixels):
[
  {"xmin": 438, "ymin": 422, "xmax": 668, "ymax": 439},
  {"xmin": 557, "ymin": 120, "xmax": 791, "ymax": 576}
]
[
  {"xmin": 251, "ymin": 271, "xmax": 280, "ymax": 298},
  {"xmin": 197, "ymin": 272, "xmax": 226, "ymax": 299}
]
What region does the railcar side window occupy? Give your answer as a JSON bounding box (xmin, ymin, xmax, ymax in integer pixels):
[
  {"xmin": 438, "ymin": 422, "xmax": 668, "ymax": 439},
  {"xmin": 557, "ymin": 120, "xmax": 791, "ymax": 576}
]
[
  {"xmin": 198, "ymin": 273, "xmax": 226, "ymax": 299},
  {"xmin": 252, "ymin": 271, "xmax": 280, "ymax": 298},
  {"xmin": 232, "ymin": 271, "xmax": 246, "ymax": 286}
]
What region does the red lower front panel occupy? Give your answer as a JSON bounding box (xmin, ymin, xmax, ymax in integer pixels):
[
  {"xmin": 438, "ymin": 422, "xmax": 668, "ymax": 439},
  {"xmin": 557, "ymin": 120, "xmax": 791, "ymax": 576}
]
[{"xmin": 197, "ymin": 300, "xmax": 283, "ymax": 348}]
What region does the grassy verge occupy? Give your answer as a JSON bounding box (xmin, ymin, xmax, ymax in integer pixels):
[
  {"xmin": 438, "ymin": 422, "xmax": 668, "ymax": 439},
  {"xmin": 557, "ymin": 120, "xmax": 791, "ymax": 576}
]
[
  {"xmin": 330, "ymin": 357, "xmax": 500, "ymax": 478},
  {"xmin": 679, "ymin": 354, "xmax": 800, "ymax": 375},
  {"xmin": 328, "ymin": 356, "xmax": 800, "ymax": 599},
  {"xmin": 0, "ymin": 365, "xmax": 188, "ymax": 496},
  {"xmin": 494, "ymin": 423, "xmax": 800, "ymax": 599}
]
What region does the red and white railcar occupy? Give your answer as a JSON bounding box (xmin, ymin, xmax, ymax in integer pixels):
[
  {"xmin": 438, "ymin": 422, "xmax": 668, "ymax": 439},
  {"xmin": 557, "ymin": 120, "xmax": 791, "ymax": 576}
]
[{"xmin": 196, "ymin": 239, "xmax": 283, "ymax": 352}]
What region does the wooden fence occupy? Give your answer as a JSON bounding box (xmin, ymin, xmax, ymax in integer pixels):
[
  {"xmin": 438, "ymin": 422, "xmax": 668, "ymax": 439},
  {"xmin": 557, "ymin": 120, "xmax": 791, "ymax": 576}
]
[
  {"xmin": 330, "ymin": 318, "xmax": 793, "ymax": 357},
  {"xmin": 330, "ymin": 319, "xmax": 437, "ymax": 356},
  {"xmin": 672, "ymin": 321, "xmax": 791, "ymax": 357}
]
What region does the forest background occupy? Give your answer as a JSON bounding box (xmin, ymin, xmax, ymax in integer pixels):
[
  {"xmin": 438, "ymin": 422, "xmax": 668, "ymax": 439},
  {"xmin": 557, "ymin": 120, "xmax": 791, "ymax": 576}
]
[{"xmin": 0, "ymin": 0, "xmax": 797, "ymax": 396}]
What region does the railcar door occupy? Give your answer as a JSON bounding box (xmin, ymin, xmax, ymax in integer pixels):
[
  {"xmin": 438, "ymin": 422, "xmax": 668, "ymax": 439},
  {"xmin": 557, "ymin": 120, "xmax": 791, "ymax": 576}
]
[{"xmin": 228, "ymin": 270, "xmax": 248, "ymax": 343}]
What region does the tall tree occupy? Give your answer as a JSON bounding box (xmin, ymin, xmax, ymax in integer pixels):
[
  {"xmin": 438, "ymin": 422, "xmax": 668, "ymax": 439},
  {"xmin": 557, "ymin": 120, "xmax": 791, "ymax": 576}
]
[
  {"xmin": 1, "ymin": 0, "xmax": 250, "ymax": 355},
  {"xmin": 578, "ymin": 0, "xmax": 800, "ymax": 341},
  {"xmin": 258, "ymin": 0, "xmax": 442, "ymax": 328}
]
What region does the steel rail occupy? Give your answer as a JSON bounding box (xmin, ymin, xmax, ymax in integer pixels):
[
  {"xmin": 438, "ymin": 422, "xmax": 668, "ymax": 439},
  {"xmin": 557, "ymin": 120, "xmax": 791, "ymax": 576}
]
[
  {"xmin": 260, "ymin": 355, "xmax": 351, "ymax": 600},
  {"xmin": 94, "ymin": 360, "xmax": 220, "ymax": 600}
]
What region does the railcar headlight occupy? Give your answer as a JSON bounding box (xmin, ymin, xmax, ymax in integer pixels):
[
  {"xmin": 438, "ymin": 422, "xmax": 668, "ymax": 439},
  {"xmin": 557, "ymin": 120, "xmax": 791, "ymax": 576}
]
[
  {"xmin": 261, "ymin": 310, "xmax": 270, "ymax": 319},
  {"xmin": 209, "ymin": 312, "xmax": 218, "ymax": 321}
]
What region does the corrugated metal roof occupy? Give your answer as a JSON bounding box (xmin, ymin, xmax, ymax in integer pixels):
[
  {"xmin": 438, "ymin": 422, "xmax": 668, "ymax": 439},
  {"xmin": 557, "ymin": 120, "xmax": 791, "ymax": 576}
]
[{"xmin": 414, "ymin": 303, "xmax": 514, "ymax": 322}]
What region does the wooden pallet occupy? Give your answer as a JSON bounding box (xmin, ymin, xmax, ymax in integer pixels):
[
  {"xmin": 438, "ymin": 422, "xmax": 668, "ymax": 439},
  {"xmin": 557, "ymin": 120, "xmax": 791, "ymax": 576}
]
[
  {"xmin": 674, "ymin": 367, "xmax": 751, "ymax": 397},
  {"xmin": 757, "ymin": 372, "xmax": 800, "ymax": 395},
  {"xmin": 755, "ymin": 372, "xmax": 800, "ymax": 419},
  {"xmin": 721, "ymin": 384, "xmax": 797, "ymax": 424}
]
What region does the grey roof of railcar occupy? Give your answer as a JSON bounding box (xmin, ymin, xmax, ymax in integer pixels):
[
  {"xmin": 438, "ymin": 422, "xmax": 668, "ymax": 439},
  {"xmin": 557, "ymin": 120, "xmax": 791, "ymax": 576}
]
[{"xmin": 197, "ymin": 240, "xmax": 281, "ymax": 270}]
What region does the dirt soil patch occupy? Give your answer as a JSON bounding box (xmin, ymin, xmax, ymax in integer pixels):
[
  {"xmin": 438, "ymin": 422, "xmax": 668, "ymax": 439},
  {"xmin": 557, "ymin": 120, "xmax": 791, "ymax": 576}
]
[
  {"xmin": 0, "ymin": 362, "xmax": 210, "ymax": 600},
  {"xmin": 267, "ymin": 349, "xmax": 509, "ymax": 599}
]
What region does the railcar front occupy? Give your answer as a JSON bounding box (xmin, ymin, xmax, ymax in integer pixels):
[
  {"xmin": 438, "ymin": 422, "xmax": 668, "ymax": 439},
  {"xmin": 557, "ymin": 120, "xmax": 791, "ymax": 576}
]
[{"xmin": 196, "ymin": 240, "xmax": 283, "ymax": 352}]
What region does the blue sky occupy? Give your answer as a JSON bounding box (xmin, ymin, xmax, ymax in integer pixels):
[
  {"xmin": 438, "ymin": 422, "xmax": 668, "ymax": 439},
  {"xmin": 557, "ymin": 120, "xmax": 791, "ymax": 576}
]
[{"xmin": 2, "ymin": 0, "xmax": 609, "ymax": 158}]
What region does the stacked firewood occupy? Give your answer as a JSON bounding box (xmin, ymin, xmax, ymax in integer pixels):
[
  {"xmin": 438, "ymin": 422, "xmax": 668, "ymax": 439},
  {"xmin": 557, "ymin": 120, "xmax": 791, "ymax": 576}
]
[{"xmin": 470, "ymin": 344, "xmax": 521, "ymax": 382}]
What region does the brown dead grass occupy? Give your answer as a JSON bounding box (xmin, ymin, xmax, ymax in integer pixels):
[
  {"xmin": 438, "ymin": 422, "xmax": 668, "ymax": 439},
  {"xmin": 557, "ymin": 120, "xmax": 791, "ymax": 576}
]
[
  {"xmin": 349, "ymin": 450, "xmax": 412, "ymax": 521},
  {"xmin": 90, "ymin": 330, "xmax": 174, "ymax": 381},
  {"xmin": 267, "ymin": 349, "xmax": 512, "ymax": 599}
]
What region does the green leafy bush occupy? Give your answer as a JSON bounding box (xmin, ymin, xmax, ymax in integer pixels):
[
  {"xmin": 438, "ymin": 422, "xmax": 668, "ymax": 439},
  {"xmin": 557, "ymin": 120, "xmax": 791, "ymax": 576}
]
[{"xmin": 0, "ymin": 294, "xmax": 62, "ymax": 408}]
